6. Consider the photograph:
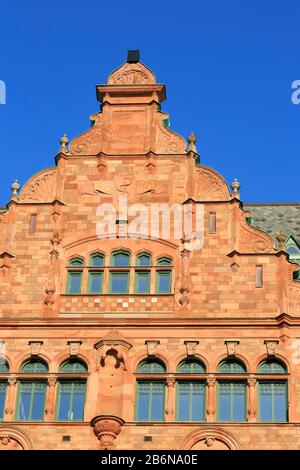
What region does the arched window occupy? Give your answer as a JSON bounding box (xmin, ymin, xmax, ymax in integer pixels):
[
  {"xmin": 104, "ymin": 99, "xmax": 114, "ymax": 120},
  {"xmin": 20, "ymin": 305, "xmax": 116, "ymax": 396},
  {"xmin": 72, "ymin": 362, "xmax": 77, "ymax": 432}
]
[
  {"xmin": 109, "ymin": 250, "xmax": 130, "ymax": 294},
  {"xmin": 17, "ymin": 359, "xmax": 48, "ymax": 421},
  {"xmin": 0, "ymin": 360, "xmax": 9, "ymax": 421},
  {"xmin": 136, "ymin": 360, "xmax": 166, "ymax": 421},
  {"xmin": 156, "ymin": 257, "xmax": 172, "ymax": 294},
  {"xmin": 56, "ymin": 360, "xmax": 87, "ymax": 422},
  {"xmin": 66, "ymin": 257, "xmax": 84, "ymax": 294},
  {"xmin": 135, "ymin": 253, "xmax": 152, "ymax": 294},
  {"xmin": 136, "ymin": 253, "xmax": 152, "ymax": 266},
  {"xmin": 257, "ymin": 360, "xmax": 287, "ymax": 422},
  {"xmin": 217, "ymin": 360, "xmax": 246, "ymax": 422},
  {"xmin": 88, "ymin": 253, "xmax": 105, "ymax": 294},
  {"xmin": 176, "ymin": 360, "xmax": 206, "ymax": 421}
]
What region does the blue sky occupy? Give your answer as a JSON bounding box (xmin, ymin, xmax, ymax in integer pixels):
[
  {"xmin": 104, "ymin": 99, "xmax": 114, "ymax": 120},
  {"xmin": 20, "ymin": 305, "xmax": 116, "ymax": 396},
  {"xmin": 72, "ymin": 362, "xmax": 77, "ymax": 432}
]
[{"xmin": 0, "ymin": 0, "xmax": 299, "ymax": 204}]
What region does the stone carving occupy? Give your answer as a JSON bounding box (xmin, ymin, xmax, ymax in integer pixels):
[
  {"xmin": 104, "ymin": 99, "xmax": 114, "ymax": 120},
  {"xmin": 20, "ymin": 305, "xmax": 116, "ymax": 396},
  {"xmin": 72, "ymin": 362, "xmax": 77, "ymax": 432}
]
[
  {"xmin": 230, "ymin": 262, "xmax": 240, "ymax": 272},
  {"xmin": 239, "ymin": 211, "xmax": 274, "ymax": 253},
  {"xmin": 184, "ymin": 340, "xmax": 199, "ymax": 356},
  {"xmin": 108, "ymin": 61, "xmax": 156, "ymax": 85},
  {"xmin": 156, "ymin": 114, "xmax": 186, "ymax": 154},
  {"xmin": 69, "ymin": 114, "xmax": 102, "ymax": 155},
  {"xmin": 67, "ymin": 341, "xmax": 82, "ymax": 356},
  {"xmin": 225, "ymin": 340, "xmax": 239, "ymax": 356},
  {"xmin": 44, "ymin": 232, "xmax": 61, "ymax": 308},
  {"xmin": 19, "ymin": 168, "xmax": 57, "ymax": 202},
  {"xmin": 95, "ymin": 330, "xmax": 132, "ymax": 370},
  {"xmin": 181, "ymin": 427, "xmax": 242, "ymax": 450},
  {"xmin": 165, "ymin": 377, "xmax": 176, "ymax": 418},
  {"xmin": 91, "ymin": 415, "xmax": 125, "ymax": 450},
  {"xmin": 29, "ymin": 341, "xmax": 43, "ymax": 356},
  {"xmin": 287, "ymin": 284, "xmax": 300, "ymax": 315},
  {"xmin": 0, "ymin": 427, "xmax": 33, "ymax": 450},
  {"xmin": 145, "ymin": 340, "xmax": 160, "ymax": 357},
  {"xmin": 193, "ymin": 166, "xmax": 230, "ymax": 201},
  {"xmin": 264, "ymin": 339, "xmax": 279, "ymax": 356}
]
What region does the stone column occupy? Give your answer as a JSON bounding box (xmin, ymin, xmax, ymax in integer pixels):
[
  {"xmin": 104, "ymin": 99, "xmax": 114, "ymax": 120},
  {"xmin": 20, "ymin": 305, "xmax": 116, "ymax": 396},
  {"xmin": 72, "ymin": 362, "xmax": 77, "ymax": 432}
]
[
  {"xmin": 247, "ymin": 376, "xmax": 257, "ymax": 423},
  {"xmin": 45, "ymin": 376, "xmax": 57, "ymax": 421},
  {"xmin": 206, "ymin": 376, "xmax": 216, "ymax": 422},
  {"xmin": 91, "ymin": 415, "xmax": 125, "ymax": 450},
  {"xmin": 4, "ymin": 377, "xmax": 17, "ymax": 421},
  {"xmin": 165, "ymin": 377, "xmax": 176, "ymax": 421}
]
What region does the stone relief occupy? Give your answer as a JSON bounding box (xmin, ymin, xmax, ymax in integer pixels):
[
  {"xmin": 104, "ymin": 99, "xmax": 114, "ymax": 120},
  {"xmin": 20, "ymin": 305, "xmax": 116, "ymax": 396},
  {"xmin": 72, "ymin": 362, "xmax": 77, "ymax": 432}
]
[{"xmin": 19, "ymin": 168, "xmax": 57, "ymax": 202}]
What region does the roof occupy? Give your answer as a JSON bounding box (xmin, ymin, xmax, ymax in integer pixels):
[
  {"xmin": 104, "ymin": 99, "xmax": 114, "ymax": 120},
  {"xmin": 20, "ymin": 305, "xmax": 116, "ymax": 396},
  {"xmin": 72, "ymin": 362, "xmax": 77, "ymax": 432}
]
[{"xmin": 244, "ymin": 203, "xmax": 300, "ymax": 246}]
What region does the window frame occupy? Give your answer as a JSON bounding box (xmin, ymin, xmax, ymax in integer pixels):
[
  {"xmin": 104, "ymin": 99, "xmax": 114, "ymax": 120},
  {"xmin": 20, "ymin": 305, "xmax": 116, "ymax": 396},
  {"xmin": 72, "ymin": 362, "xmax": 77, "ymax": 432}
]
[
  {"xmin": 135, "ymin": 380, "xmax": 166, "ymax": 422},
  {"xmin": 217, "ymin": 380, "xmax": 247, "ymax": 422},
  {"xmin": 258, "ymin": 380, "xmax": 288, "ymax": 423},
  {"xmin": 56, "ymin": 380, "xmax": 87, "ymax": 422},
  {"xmin": 16, "ymin": 380, "xmax": 47, "ymax": 422},
  {"xmin": 175, "ymin": 380, "xmax": 206, "ymax": 422}
]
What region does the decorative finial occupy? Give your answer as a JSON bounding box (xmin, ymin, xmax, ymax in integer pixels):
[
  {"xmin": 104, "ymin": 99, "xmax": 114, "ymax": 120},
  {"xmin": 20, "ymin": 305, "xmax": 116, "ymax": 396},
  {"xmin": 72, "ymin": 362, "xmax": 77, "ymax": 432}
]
[
  {"xmin": 276, "ymin": 231, "xmax": 286, "ymax": 250},
  {"xmin": 231, "ymin": 178, "xmax": 240, "ymax": 198},
  {"xmin": 10, "ymin": 179, "xmax": 20, "ymax": 201},
  {"xmin": 187, "ymin": 132, "xmax": 197, "ymax": 153},
  {"xmin": 59, "ymin": 133, "xmax": 69, "ymax": 153}
]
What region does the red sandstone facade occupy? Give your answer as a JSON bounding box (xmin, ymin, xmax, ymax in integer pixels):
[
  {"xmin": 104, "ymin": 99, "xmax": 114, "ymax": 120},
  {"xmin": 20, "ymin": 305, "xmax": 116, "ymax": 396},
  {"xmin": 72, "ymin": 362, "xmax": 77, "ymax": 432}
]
[{"xmin": 0, "ymin": 54, "xmax": 300, "ymax": 450}]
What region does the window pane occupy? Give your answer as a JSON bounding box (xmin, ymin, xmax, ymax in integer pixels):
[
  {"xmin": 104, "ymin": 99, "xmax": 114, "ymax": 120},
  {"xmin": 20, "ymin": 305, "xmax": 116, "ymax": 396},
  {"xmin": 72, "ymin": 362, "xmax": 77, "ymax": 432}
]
[
  {"xmin": 60, "ymin": 361, "xmax": 87, "ymax": 373},
  {"xmin": 258, "ymin": 361, "xmax": 286, "ymax": 374},
  {"xmin": 259, "ymin": 382, "xmax": 273, "ymax": 421},
  {"xmin": 110, "ymin": 272, "xmax": 129, "ymax": 293},
  {"xmin": 18, "ymin": 383, "xmax": 32, "ymax": 420},
  {"xmin": 21, "ymin": 360, "xmax": 48, "ymax": 373},
  {"xmin": 69, "ymin": 258, "xmax": 84, "ymax": 267},
  {"xmin": 88, "ymin": 272, "xmax": 103, "ymax": 294},
  {"xmin": 177, "ymin": 361, "xmax": 205, "ymax": 373},
  {"xmin": 31, "ymin": 383, "xmax": 47, "ymax": 420},
  {"xmin": 0, "ymin": 361, "xmax": 9, "ymax": 373},
  {"xmin": 157, "ymin": 271, "xmax": 171, "ymax": 293},
  {"xmin": 137, "ymin": 382, "xmax": 150, "ymax": 420},
  {"xmin": 218, "ymin": 361, "xmax": 246, "ymax": 373},
  {"xmin": 138, "ymin": 361, "xmax": 166, "ymax": 374},
  {"xmin": 57, "ymin": 382, "xmax": 72, "ymax": 421},
  {"xmin": 218, "ymin": 383, "xmax": 231, "ymax": 421},
  {"xmin": 137, "ymin": 254, "xmax": 151, "ymax": 266},
  {"xmin": 177, "ymin": 382, "xmax": 190, "ymax": 421},
  {"xmin": 273, "ymin": 383, "xmax": 287, "ymax": 421},
  {"xmin": 71, "ymin": 383, "xmax": 86, "ymax": 421},
  {"xmin": 90, "ymin": 255, "xmax": 104, "ymax": 267},
  {"xmin": 233, "ymin": 383, "xmax": 246, "ymax": 421},
  {"xmin": 157, "ymin": 257, "xmax": 172, "ymax": 266},
  {"xmin": 151, "ymin": 382, "xmax": 165, "ymax": 421},
  {"xmin": 0, "ymin": 382, "xmax": 6, "ymax": 420},
  {"xmin": 112, "ymin": 252, "xmax": 130, "ymax": 266},
  {"xmin": 135, "ymin": 272, "xmax": 150, "ymax": 293},
  {"xmin": 191, "ymin": 383, "xmax": 205, "ymax": 421},
  {"xmin": 68, "ymin": 272, "xmax": 82, "ymax": 294}
]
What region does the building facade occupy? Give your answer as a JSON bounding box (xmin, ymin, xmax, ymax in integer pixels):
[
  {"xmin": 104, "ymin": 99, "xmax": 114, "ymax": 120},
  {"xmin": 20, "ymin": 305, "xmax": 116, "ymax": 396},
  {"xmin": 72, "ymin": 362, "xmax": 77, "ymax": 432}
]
[{"xmin": 1, "ymin": 52, "xmax": 300, "ymax": 450}]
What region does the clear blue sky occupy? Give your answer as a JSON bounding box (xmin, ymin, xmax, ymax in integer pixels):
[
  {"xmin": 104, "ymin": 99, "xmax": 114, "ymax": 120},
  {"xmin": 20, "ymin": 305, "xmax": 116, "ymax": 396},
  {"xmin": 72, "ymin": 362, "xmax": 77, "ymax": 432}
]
[{"xmin": 0, "ymin": 0, "xmax": 299, "ymax": 204}]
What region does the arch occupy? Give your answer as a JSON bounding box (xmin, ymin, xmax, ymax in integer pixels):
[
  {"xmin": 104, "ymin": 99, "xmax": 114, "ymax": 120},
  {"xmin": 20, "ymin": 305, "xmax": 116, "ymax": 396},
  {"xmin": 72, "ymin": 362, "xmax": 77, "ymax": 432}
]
[
  {"xmin": 180, "ymin": 427, "xmax": 242, "ymax": 450},
  {"xmin": 254, "ymin": 354, "xmax": 290, "ymax": 373},
  {"xmin": 68, "ymin": 256, "xmax": 85, "ymax": 267},
  {"xmin": 89, "ymin": 251, "xmax": 105, "ymax": 267},
  {"xmin": 257, "ymin": 358, "xmax": 287, "ymax": 373},
  {"xmin": 130, "ymin": 352, "xmax": 170, "ymax": 375},
  {"xmin": 110, "ymin": 249, "xmax": 131, "ymax": 267},
  {"xmin": 173, "ymin": 353, "xmax": 209, "ymax": 373},
  {"xmin": 59, "ymin": 358, "xmax": 88, "ymax": 373},
  {"xmin": 214, "ymin": 353, "xmax": 249, "ymax": 373},
  {"xmin": 137, "ymin": 358, "xmax": 166, "ymax": 373},
  {"xmin": 14, "ymin": 352, "xmax": 52, "ymax": 374},
  {"xmin": 0, "ymin": 425, "xmax": 33, "ymax": 450},
  {"xmin": 193, "ymin": 165, "xmax": 231, "ymax": 202},
  {"xmin": 156, "ymin": 256, "xmax": 173, "ymax": 266},
  {"xmin": 20, "ymin": 358, "xmax": 48, "ymax": 373},
  {"xmin": 136, "ymin": 252, "xmax": 152, "ymax": 266},
  {"xmin": 19, "ymin": 167, "xmax": 57, "ymax": 203},
  {"xmin": 177, "ymin": 359, "xmax": 206, "ymax": 373},
  {"xmin": 217, "ymin": 358, "xmax": 247, "ymax": 373},
  {"xmin": 53, "ymin": 352, "xmax": 92, "ymax": 373}
]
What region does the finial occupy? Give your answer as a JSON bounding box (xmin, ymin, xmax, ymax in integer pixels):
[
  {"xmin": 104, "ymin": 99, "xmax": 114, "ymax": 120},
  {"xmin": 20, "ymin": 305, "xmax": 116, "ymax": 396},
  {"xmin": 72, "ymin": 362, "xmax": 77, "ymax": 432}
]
[
  {"xmin": 59, "ymin": 133, "xmax": 69, "ymax": 153},
  {"xmin": 276, "ymin": 231, "xmax": 286, "ymax": 250},
  {"xmin": 10, "ymin": 179, "xmax": 20, "ymax": 201},
  {"xmin": 231, "ymin": 178, "xmax": 240, "ymax": 198},
  {"xmin": 187, "ymin": 132, "xmax": 197, "ymax": 153}
]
